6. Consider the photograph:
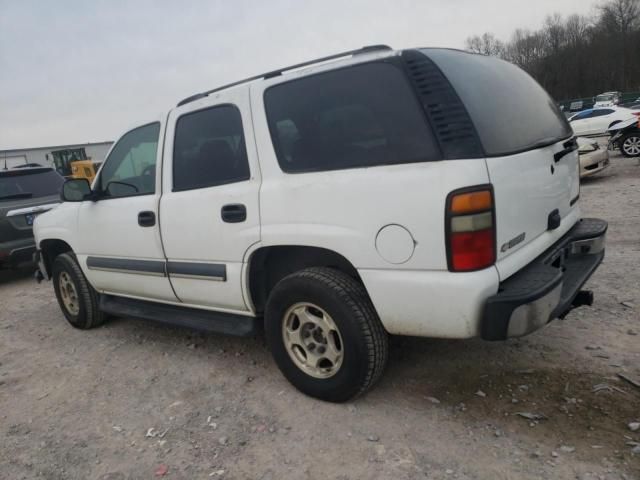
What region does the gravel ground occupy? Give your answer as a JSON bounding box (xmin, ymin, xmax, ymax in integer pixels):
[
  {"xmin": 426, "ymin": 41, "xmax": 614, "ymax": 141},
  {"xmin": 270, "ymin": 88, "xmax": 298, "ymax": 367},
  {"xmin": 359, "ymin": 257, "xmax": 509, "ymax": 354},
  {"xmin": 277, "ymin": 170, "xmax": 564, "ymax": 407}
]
[{"xmin": 0, "ymin": 152, "xmax": 639, "ymax": 480}]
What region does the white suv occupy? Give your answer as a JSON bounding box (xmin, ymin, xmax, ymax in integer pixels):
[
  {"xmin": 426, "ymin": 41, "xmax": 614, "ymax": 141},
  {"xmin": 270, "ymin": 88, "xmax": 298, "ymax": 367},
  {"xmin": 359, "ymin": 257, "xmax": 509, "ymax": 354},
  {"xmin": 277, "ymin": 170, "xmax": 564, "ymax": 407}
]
[{"xmin": 34, "ymin": 46, "xmax": 607, "ymax": 402}]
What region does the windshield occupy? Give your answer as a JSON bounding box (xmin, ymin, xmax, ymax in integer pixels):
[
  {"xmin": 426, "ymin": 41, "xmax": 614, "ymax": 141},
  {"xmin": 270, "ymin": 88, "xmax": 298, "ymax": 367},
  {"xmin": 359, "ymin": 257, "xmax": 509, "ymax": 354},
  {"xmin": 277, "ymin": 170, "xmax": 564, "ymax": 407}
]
[
  {"xmin": 596, "ymin": 95, "xmax": 614, "ymax": 102},
  {"xmin": 422, "ymin": 49, "xmax": 572, "ymax": 156},
  {"xmin": 0, "ymin": 169, "xmax": 64, "ymax": 201}
]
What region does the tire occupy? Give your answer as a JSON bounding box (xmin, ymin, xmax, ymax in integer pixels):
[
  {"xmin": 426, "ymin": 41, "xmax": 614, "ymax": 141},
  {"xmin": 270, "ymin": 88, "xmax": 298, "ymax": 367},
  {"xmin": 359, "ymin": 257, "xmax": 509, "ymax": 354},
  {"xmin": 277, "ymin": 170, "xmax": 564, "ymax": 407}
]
[
  {"xmin": 52, "ymin": 253, "xmax": 105, "ymax": 329},
  {"xmin": 265, "ymin": 267, "xmax": 388, "ymax": 402},
  {"xmin": 620, "ymin": 132, "xmax": 640, "ymax": 158}
]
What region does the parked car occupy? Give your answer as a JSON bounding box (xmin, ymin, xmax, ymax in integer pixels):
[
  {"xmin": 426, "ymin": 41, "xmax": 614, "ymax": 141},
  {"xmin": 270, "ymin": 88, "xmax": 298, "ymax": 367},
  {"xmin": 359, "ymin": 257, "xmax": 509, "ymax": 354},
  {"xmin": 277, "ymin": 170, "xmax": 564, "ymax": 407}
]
[
  {"xmin": 608, "ymin": 117, "xmax": 640, "ymax": 157},
  {"xmin": 0, "ymin": 167, "xmax": 63, "ymax": 268},
  {"xmin": 593, "ymin": 91, "xmax": 621, "ymax": 107},
  {"xmin": 569, "ymin": 107, "xmax": 637, "ymax": 136},
  {"xmin": 577, "ymin": 138, "xmax": 610, "ymax": 177},
  {"xmin": 33, "ymin": 46, "xmax": 607, "ymax": 402},
  {"xmin": 570, "ymin": 101, "xmax": 584, "ymax": 112}
]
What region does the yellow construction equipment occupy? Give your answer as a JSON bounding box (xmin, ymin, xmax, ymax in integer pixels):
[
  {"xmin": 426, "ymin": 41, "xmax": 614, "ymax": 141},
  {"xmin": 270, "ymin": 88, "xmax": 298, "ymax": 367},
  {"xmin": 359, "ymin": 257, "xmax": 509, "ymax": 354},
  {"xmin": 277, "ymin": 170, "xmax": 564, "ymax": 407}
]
[{"xmin": 51, "ymin": 148, "xmax": 102, "ymax": 183}]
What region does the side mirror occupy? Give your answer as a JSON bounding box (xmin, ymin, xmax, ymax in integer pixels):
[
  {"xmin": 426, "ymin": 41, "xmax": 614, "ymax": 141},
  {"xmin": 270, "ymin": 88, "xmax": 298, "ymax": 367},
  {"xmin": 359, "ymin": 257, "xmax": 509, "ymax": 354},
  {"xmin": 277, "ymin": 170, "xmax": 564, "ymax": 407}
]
[{"xmin": 61, "ymin": 178, "xmax": 91, "ymax": 202}]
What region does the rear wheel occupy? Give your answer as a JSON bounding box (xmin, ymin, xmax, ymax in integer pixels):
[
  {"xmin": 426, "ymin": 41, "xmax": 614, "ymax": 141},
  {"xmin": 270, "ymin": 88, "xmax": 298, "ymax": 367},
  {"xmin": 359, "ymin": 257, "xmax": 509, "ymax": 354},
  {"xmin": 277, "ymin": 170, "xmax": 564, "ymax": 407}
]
[
  {"xmin": 620, "ymin": 133, "xmax": 640, "ymax": 158},
  {"xmin": 265, "ymin": 267, "xmax": 388, "ymax": 402},
  {"xmin": 52, "ymin": 253, "xmax": 105, "ymax": 329}
]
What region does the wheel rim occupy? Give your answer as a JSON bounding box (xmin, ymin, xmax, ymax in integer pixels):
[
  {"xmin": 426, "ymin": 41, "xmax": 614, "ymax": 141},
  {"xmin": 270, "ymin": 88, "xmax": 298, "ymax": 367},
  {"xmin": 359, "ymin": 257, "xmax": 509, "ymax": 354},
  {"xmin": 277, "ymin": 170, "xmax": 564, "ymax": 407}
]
[
  {"xmin": 58, "ymin": 271, "xmax": 80, "ymax": 315},
  {"xmin": 623, "ymin": 136, "xmax": 640, "ymax": 156},
  {"xmin": 282, "ymin": 302, "xmax": 344, "ymax": 379}
]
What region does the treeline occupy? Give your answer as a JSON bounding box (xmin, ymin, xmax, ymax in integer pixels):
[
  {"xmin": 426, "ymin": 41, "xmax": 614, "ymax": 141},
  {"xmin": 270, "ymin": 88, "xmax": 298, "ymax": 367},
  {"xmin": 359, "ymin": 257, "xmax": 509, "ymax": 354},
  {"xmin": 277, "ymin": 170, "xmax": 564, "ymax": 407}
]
[{"xmin": 465, "ymin": 0, "xmax": 640, "ymax": 101}]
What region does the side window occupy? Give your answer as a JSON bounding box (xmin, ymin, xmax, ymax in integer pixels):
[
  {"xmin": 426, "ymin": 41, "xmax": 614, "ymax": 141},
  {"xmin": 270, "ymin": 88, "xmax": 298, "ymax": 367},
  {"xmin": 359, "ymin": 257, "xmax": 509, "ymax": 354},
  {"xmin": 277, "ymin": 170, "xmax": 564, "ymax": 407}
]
[
  {"xmin": 264, "ymin": 62, "xmax": 440, "ymax": 173},
  {"xmin": 593, "ymin": 109, "xmax": 614, "ymax": 117},
  {"xmin": 99, "ymin": 123, "xmax": 160, "ymax": 198},
  {"xmin": 572, "ymin": 110, "xmax": 593, "ymax": 121},
  {"xmin": 173, "ymin": 105, "xmax": 250, "ymax": 191}
]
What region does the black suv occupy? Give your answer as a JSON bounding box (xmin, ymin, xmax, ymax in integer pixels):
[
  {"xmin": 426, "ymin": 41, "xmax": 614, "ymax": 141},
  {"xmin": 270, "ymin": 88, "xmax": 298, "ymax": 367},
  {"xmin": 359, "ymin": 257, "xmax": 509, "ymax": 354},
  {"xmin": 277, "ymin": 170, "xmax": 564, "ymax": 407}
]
[{"xmin": 0, "ymin": 167, "xmax": 64, "ymax": 268}]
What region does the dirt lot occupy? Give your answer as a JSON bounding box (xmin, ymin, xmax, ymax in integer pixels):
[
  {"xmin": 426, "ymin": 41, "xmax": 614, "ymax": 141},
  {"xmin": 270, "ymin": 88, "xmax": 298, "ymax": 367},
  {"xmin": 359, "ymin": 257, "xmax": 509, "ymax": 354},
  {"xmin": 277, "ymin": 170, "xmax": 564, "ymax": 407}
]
[{"xmin": 1, "ymin": 153, "xmax": 639, "ymax": 480}]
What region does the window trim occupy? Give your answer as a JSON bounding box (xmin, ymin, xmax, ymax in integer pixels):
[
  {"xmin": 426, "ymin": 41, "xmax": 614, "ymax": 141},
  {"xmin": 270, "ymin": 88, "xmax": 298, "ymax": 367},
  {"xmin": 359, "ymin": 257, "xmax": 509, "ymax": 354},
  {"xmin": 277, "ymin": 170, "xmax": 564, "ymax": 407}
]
[
  {"xmin": 263, "ymin": 59, "xmax": 442, "ymax": 174},
  {"xmin": 95, "ymin": 121, "xmax": 161, "ymax": 201},
  {"xmin": 171, "ymin": 103, "xmax": 251, "ymax": 193}
]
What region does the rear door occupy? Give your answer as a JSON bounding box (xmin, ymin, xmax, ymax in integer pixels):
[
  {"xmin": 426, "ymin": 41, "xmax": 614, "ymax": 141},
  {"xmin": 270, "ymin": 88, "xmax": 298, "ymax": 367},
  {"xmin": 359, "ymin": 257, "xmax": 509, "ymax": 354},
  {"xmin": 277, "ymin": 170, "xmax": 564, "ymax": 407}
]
[
  {"xmin": 589, "ymin": 109, "xmax": 615, "ymax": 134},
  {"xmin": 159, "ymin": 87, "xmax": 261, "ymax": 312},
  {"xmin": 569, "ymin": 110, "xmax": 595, "ymax": 136},
  {"xmin": 424, "ymin": 49, "xmax": 580, "ymax": 280}
]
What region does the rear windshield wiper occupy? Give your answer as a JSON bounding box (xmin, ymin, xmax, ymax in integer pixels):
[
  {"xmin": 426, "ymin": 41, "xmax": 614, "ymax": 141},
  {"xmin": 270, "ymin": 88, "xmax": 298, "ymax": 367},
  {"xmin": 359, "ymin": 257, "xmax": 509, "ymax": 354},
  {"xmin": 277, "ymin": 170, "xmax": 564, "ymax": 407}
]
[{"xmin": 0, "ymin": 192, "xmax": 34, "ymax": 200}]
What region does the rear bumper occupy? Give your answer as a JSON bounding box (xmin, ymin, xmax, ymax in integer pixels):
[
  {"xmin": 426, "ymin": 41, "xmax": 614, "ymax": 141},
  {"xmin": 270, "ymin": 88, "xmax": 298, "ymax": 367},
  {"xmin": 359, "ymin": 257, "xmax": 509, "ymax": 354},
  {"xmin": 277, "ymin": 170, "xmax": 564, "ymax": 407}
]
[
  {"xmin": 481, "ymin": 218, "xmax": 607, "ymax": 340},
  {"xmin": 0, "ymin": 239, "xmax": 36, "ymax": 268}
]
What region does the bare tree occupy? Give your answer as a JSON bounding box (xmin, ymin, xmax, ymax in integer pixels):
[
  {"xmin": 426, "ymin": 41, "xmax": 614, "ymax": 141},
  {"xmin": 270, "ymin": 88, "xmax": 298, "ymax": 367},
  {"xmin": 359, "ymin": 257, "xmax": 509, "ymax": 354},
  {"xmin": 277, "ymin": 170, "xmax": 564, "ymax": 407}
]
[
  {"xmin": 464, "ymin": 0, "xmax": 640, "ymax": 99},
  {"xmin": 464, "ymin": 33, "xmax": 505, "ymax": 56}
]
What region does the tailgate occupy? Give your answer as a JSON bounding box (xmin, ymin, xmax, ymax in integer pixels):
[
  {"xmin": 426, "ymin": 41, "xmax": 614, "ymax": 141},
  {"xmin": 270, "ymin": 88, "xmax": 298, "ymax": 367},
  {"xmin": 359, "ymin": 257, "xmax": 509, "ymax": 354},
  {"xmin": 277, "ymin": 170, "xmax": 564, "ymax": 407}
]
[
  {"xmin": 486, "ymin": 138, "xmax": 580, "ymax": 279},
  {"xmin": 0, "ymin": 196, "xmax": 61, "ymax": 243}
]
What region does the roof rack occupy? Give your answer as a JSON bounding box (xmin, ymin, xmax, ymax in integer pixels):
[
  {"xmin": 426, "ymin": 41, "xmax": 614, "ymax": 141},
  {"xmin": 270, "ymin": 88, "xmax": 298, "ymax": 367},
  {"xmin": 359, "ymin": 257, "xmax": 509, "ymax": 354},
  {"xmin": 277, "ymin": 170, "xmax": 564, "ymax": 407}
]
[{"xmin": 176, "ymin": 44, "xmax": 392, "ymax": 107}]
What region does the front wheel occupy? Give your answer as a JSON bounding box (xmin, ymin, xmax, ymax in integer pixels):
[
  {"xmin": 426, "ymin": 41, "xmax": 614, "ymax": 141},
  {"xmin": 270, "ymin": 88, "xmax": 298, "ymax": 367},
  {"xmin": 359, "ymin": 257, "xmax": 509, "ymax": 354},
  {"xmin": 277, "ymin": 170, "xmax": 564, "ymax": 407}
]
[
  {"xmin": 620, "ymin": 133, "xmax": 640, "ymax": 158},
  {"xmin": 265, "ymin": 267, "xmax": 388, "ymax": 402},
  {"xmin": 52, "ymin": 253, "xmax": 105, "ymax": 329}
]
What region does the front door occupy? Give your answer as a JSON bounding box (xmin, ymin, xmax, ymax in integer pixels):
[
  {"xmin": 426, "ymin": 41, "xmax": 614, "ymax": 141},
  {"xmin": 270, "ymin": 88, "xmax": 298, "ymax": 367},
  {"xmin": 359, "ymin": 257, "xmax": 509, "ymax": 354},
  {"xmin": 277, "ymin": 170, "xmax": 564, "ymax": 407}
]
[
  {"xmin": 159, "ymin": 88, "xmax": 261, "ymax": 312},
  {"xmin": 75, "ymin": 121, "xmax": 177, "ymax": 302}
]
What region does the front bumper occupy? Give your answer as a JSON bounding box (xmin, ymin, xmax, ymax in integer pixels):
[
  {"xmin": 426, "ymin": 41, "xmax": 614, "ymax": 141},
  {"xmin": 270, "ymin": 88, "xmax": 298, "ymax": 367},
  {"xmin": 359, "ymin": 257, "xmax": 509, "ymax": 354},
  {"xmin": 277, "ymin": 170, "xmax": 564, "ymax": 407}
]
[
  {"xmin": 580, "ymin": 150, "xmax": 610, "ymax": 178},
  {"xmin": 481, "ymin": 218, "xmax": 607, "ymax": 341}
]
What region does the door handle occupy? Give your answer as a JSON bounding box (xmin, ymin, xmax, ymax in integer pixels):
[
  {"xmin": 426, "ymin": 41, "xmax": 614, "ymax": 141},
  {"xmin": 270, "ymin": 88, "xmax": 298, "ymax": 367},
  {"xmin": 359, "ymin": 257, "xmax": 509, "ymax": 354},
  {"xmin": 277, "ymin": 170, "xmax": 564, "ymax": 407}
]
[
  {"xmin": 221, "ymin": 204, "xmax": 246, "ymax": 223},
  {"xmin": 138, "ymin": 211, "xmax": 156, "ymax": 227}
]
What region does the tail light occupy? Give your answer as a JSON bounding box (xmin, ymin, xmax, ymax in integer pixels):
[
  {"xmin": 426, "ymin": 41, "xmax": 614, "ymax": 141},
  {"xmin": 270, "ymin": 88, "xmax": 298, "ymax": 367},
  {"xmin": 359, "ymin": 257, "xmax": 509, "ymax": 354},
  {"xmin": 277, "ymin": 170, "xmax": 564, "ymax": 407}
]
[{"xmin": 446, "ymin": 186, "xmax": 496, "ymax": 272}]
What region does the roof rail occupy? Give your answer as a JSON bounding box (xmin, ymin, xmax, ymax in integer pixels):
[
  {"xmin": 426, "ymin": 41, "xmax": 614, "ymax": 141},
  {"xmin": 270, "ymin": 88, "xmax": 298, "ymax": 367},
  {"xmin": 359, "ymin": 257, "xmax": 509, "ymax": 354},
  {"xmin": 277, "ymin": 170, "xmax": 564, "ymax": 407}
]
[{"xmin": 176, "ymin": 45, "xmax": 392, "ymax": 107}]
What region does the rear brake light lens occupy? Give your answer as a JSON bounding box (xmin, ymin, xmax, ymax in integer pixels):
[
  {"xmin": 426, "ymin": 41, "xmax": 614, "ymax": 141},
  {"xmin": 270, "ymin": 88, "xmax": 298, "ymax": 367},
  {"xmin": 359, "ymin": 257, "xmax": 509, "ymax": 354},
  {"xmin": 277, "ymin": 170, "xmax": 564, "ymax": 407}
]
[{"xmin": 446, "ymin": 187, "xmax": 495, "ymax": 272}]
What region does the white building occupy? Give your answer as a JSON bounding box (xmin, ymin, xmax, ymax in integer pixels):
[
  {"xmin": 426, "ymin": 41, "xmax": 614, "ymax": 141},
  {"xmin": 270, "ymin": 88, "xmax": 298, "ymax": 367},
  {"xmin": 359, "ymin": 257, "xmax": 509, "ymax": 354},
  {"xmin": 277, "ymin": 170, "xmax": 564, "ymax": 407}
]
[{"xmin": 0, "ymin": 141, "xmax": 113, "ymax": 171}]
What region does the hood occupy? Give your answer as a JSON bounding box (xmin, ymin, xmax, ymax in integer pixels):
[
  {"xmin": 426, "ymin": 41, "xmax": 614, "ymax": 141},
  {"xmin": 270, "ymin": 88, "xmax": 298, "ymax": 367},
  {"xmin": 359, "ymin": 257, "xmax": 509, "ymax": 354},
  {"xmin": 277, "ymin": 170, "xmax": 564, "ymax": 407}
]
[{"xmin": 576, "ymin": 137, "xmax": 599, "ymax": 153}]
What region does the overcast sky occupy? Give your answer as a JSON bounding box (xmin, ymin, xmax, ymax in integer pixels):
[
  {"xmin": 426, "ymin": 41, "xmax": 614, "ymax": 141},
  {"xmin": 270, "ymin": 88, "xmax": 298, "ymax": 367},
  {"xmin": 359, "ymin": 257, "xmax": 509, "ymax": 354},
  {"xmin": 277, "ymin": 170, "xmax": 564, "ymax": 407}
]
[{"xmin": 1, "ymin": 0, "xmax": 598, "ymax": 150}]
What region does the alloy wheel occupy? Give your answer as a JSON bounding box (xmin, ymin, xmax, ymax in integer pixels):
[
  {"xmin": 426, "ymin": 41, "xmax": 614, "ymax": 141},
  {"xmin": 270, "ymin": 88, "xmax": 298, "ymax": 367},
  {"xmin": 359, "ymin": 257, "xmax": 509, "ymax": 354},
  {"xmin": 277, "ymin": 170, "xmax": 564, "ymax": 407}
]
[
  {"xmin": 58, "ymin": 271, "xmax": 80, "ymax": 315},
  {"xmin": 282, "ymin": 302, "xmax": 344, "ymax": 379},
  {"xmin": 622, "ymin": 136, "xmax": 640, "ymax": 156}
]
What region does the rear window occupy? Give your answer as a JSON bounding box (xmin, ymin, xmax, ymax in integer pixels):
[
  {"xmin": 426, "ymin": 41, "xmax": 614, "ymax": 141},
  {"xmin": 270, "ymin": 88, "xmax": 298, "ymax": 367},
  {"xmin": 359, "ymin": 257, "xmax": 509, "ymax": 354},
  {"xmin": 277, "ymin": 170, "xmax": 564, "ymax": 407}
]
[
  {"xmin": 424, "ymin": 49, "xmax": 572, "ymax": 156},
  {"xmin": 0, "ymin": 169, "xmax": 64, "ymax": 201},
  {"xmin": 264, "ymin": 62, "xmax": 440, "ymax": 173}
]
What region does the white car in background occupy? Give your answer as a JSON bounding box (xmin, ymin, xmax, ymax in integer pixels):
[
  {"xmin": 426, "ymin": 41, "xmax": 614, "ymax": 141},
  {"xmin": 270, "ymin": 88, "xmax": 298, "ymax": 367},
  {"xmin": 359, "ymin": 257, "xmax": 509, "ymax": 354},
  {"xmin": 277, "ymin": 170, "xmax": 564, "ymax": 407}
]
[
  {"xmin": 569, "ymin": 107, "xmax": 636, "ymax": 136},
  {"xmin": 593, "ymin": 91, "xmax": 621, "ymax": 107}
]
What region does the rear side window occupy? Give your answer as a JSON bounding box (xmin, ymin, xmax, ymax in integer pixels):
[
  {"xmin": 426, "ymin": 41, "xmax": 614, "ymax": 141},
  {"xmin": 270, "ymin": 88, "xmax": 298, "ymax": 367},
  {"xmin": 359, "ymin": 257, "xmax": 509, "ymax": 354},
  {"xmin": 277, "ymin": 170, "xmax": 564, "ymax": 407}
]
[
  {"xmin": 424, "ymin": 49, "xmax": 572, "ymax": 156},
  {"xmin": 173, "ymin": 105, "xmax": 250, "ymax": 191},
  {"xmin": 571, "ymin": 110, "xmax": 593, "ymax": 121},
  {"xmin": 0, "ymin": 169, "xmax": 64, "ymax": 201},
  {"xmin": 264, "ymin": 62, "xmax": 440, "ymax": 173},
  {"xmin": 592, "ymin": 109, "xmax": 614, "ymax": 117}
]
